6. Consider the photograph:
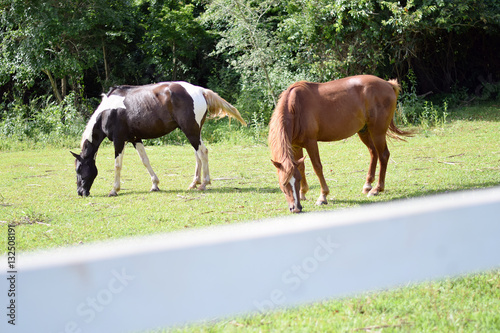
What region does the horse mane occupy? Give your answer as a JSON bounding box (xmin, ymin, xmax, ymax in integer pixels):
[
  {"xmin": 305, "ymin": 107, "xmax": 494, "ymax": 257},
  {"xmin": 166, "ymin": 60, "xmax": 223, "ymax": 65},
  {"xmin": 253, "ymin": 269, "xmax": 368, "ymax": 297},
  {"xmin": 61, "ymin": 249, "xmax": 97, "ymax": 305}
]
[
  {"xmin": 268, "ymin": 82, "xmax": 310, "ymax": 180},
  {"xmin": 107, "ymin": 85, "xmax": 137, "ymax": 96}
]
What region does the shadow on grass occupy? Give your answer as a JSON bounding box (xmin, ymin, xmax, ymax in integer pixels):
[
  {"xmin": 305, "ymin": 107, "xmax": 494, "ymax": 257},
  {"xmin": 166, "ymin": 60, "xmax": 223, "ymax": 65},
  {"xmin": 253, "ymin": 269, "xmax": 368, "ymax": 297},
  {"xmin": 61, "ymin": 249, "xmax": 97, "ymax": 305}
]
[
  {"xmin": 296, "ymin": 182, "xmax": 500, "ymax": 214},
  {"xmin": 83, "ymin": 182, "xmax": 499, "ymax": 214},
  {"xmin": 86, "ymin": 185, "xmax": 281, "ymax": 198}
]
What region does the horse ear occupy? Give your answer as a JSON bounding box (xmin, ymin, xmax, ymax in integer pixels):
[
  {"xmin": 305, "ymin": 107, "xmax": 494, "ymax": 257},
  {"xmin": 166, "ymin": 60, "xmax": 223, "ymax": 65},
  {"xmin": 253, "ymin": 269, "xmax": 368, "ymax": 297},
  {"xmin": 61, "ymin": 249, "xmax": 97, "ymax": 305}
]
[
  {"xmin": 297, "ymin": 156, "xmax": 306, "ymax": 166},
  {"xmin": 70, "ymin": 151, "xmax": 82, "ymax": 161},
  {"xmin": 271, "ymin": 159, "xmax": 282, "ymax": 170}
]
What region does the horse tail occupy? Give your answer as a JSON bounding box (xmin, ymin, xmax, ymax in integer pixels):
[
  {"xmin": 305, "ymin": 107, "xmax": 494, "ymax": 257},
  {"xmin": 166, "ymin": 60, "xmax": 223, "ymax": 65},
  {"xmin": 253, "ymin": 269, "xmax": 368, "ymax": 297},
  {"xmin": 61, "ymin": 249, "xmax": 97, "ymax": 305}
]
[
  {"xmin": 203, "ymin": 89, "xmax": 247, "ymax": 126},
  {"xmin": 387, "ymin": 78, "xmax": 414, "ymax": 141},
  {"xmin": 388, "ymin": 79, "xmax": 401, "ymax": 99},
  {"xmin": 387, "ymin": 119, "xmax": 413, "ymax": 141}
]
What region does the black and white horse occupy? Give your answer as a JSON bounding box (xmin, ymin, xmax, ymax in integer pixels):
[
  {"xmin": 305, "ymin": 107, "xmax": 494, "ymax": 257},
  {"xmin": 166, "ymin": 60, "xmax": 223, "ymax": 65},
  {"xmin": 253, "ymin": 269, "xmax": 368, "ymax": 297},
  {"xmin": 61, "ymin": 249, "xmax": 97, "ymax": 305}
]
[{"xmin": 71, "ymin": 81, "xmax": 246, "ymax": 197}]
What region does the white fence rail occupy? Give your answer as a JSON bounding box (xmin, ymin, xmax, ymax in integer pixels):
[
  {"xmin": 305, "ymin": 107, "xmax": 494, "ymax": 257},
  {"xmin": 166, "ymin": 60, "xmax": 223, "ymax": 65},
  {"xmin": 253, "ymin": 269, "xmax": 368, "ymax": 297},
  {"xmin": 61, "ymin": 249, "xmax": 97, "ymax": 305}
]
[{"xmin": 2, "ymin": 187, "xmax": 500, "ymax": 333}]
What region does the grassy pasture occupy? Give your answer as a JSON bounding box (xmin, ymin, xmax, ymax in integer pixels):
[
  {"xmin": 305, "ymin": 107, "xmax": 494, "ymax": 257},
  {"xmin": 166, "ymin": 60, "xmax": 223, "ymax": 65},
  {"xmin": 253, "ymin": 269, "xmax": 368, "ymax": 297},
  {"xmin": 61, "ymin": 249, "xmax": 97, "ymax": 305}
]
[{"xmin": 0, "ymin": 102, "xmax": 499, "ymax": 331}]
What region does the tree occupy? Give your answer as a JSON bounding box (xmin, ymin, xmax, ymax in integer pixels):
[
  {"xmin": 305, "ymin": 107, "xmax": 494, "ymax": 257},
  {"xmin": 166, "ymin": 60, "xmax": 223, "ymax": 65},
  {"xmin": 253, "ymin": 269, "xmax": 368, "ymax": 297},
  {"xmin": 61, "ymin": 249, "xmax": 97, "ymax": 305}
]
[
  {"xmin": 278, "ymin": 0, "xmax": 385, "ymax": 82},
  {"xmin": 202, "ymin": 0, "xmax": 282, "ymax": 112},
  {"xmin": 0, "ymin": 0, "xmax": 132, "ymax": 103},
  {"xmin": 277, "ymin": 0, "xmax": 500, "ymax": 93},
  {"xmin": 381, "ymin": 0, "xmax": 500, "ymax": 92},
  {"xmin": 140, "ymin": 0, "xmax": 214, "ymax": 83}
]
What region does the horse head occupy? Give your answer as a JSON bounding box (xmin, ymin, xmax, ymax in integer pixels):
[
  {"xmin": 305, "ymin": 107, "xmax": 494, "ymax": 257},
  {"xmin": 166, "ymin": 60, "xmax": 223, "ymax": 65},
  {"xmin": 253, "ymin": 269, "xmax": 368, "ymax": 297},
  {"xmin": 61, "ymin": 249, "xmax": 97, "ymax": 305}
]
[
  {"xmin": 271, "ymin": 157, "xmax": 305, "ymax": 213},
  {"xmin": 71, "ymin": 151, "xmax": 98, "ymax": 197}
]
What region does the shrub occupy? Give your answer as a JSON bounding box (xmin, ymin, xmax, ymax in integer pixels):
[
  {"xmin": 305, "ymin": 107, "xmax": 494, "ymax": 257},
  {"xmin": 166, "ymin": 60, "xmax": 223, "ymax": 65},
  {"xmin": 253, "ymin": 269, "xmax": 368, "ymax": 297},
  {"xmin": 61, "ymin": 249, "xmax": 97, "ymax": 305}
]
[
  {"xmin": 0, "ymin": 93, "xmax": 87, "ymax": 149},
  {"xmin": 397, "ymin": 70, "xmax": 449, "ymax": 129}
]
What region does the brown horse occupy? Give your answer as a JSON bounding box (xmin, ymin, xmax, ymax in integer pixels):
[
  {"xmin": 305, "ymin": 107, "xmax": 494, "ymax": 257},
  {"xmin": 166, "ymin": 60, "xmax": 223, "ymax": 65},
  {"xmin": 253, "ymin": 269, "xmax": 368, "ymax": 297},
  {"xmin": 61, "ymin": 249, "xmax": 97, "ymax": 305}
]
[{"xmin": 268, "ymin": 75, "xmax": 411, "ymax": 213}]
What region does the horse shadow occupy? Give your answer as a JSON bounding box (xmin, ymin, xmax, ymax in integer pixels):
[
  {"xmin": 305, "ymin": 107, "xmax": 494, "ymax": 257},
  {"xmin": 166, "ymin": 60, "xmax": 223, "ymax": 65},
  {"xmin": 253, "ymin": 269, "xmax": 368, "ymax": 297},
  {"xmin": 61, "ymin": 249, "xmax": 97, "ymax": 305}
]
[
  {"xmin": 308, "ymin": 181, "xmax": 500, "ymax": 212},
  {"xmin": 90, "ymin": 185, "xmax": 280, "ymax": 198},
  {"xmin": 87, "ymin": 182, "xmax": 499, "ymax": 215}
]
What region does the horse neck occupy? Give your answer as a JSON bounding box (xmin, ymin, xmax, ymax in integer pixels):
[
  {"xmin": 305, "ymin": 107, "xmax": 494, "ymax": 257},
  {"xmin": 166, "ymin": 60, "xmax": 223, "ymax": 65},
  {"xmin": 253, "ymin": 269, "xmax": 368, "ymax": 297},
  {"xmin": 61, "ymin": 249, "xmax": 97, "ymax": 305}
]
[
  {"xmin": 80, "ymin": 140, "xmax": 100, "ymax": 160},
  {"xmin": 80, "ymin": 126, "xmax": 104, "ymax": 160}
]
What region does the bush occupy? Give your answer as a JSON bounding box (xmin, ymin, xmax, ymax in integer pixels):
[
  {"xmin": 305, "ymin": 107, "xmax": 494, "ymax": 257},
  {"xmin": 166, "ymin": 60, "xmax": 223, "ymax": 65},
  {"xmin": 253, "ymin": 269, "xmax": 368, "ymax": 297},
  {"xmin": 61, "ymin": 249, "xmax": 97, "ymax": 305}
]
[
  {"xmin": 0, "ymin": 93, "xmax": 87, "ymax": 149},
  {"xmin": 397, "ymin": 70, "xmax": 449, "ymax": 129}
]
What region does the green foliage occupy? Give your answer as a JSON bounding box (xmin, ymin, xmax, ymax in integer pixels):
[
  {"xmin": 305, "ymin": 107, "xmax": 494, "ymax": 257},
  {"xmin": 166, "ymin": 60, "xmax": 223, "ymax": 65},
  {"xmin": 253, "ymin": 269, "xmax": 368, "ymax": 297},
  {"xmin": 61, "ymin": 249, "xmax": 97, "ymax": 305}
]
[
  {"xmin": 0, "ymin": 92, "xmax": 87, "ymax": 149},
  {"xmin": 417, "ymin": 100, "xmax": 449, "ymax": 130},
  {"xmin": 0, "ymin": 0, "xmax": 134, "ymax": 99},
  {"xmin": 397, "ymin": 69, "xmax": 449, "ymax": 129},
  {"xmin": 478, "ymin": 81, "xmax": 500, "ymax": 101},
  {"xmin": 202, "ymin": 0, "xmax": 285, "ymax": 119},
  {"xmin": 380, "ymin": 0, "xmax": 500, "ymax": 88},
  {"xmin": 140, "ymin": 1, "xmax": 214, "ymax": 82},
  {"xmin": 278, "ymin": 0, "xmax": 384, "ymax": 81},
  {"xmin": 1, "ymin": 104, "xmax": 499, "ymax": 332},
  {"xmin": 1, "ymin": 0, "xmax": 499, "ymax": 135},
  {"xmin": 142, "ymin": 118, "xmax": 266, "ymax": 147}
]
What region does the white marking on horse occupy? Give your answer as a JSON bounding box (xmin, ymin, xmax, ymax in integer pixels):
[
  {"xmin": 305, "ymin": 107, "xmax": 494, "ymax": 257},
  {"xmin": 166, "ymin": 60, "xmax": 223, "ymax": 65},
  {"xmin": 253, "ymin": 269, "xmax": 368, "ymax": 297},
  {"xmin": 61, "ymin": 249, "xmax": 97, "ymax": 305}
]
[
  {"xmin": 175, "ymin": 82, "xmax": 208, "ymax": 127},
  {"xmin": 348, "ymin": 77, "xmax": 364, "ymax": 87},
  {"xmin": 290, "ymin": 176, "xmax": 299, "ymax": 207},
  {"xmin": 110, "ymin": 150, "xmax": 125, "ymax": 196},
  {"xmin": 81, "ymin": 94, "xmax": 126, "ymax": 147},
  {"xmin": 135, "ymin": 142, "xmax": 160, "ymax": 191}
]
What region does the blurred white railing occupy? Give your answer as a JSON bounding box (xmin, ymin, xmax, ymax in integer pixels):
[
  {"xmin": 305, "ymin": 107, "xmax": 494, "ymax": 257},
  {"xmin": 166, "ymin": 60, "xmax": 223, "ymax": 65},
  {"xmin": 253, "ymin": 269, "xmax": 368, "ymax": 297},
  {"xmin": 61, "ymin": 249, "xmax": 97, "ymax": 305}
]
[{"xmin": 1, "ymin": 187, "xmax": 500, "ymax": 333}]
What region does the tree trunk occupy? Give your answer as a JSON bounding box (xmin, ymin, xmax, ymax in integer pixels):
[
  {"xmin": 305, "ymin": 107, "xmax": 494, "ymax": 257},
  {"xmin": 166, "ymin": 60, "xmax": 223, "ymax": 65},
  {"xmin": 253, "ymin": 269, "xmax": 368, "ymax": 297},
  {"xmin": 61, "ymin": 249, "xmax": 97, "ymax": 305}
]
[
  {"xmin": 61, "ymin": 77, "xmax": 67, "ymax": 99},
  {"xmin": 43, "ymin": 69, "xmax": 63, "ymax": 104},
  {"xmin": 172, "ymin": 42, "xmax": 177, "ymax": 81},
  {"xmin": 103, "ymin": 43, "xmax": 110, "ymax": 84}
]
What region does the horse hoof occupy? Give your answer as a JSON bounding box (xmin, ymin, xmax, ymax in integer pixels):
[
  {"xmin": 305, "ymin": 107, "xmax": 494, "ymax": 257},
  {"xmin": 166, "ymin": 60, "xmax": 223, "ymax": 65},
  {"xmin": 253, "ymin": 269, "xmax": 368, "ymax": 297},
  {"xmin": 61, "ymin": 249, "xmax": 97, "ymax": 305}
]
[
  {"xmin": 362, "ymin": 185, "xmax": 372, "ymax": 194},
  {"xmin": 150, "ymin": 187, "xmax": 160, "ymax": 192},
  {"xmin": 188, "ymin": 183, "xmax": 197, "ymax": 190},
  {"xmin": 316, "ymin": 200, "xmax": 328, "ymax": 206},
  {"xmin": 367, "ymin": 191, "xmax": 379, "ymax": 197},
  {"xmin": 108, "ymin": 191, "xmax": 118, "ymax": 197},
  {"xmin": 197, "ymin": 184, "xmax": 207, "ymax": 191}
]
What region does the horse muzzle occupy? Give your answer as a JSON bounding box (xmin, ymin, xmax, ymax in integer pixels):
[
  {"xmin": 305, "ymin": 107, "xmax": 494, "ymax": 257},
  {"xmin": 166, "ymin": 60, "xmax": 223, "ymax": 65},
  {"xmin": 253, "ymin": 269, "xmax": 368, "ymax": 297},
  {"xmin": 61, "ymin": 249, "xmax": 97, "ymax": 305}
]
[
  {"xmin": 77, "ymin": 189, "xmax": 90, "ymax": 197},
  {"xmin": 289, "ymin": 203, "xmax": 302, "ymax": 213}
]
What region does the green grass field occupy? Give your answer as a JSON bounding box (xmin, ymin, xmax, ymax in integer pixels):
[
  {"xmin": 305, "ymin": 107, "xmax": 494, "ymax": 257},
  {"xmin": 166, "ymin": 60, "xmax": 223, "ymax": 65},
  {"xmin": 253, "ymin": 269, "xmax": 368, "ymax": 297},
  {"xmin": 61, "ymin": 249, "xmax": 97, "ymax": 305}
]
[{"xmin": 0, "ymin": 101, "xmax": 499, "ymax": 331}]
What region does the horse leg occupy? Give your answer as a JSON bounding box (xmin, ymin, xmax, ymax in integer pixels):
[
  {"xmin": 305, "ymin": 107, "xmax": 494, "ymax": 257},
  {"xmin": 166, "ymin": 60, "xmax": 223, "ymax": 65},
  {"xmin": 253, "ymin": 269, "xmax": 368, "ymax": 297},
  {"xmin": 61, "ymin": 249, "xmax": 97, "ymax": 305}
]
[
  {"xmin": 195, "ymin": 140, "xmax": 210, "ymax": 191},
  {"xmin": 293, "ymin": 146, "xmax": 308, "ymax": 200},
  {"xmin": 109, "ymin": 142, "xmax": 125, "ymax": 197},
  {"xmin": 304, "ymin": 141, "xmax": 329, "ymax": 205},
  {"xmin": 357, "ymin": 130, "xmax": 378, "ymax": 194},
  {"xmin": 188, "ymin": 152, "xmax": 202, "ymax": 190},
  {"xmin": 133, "ymin": 141, "xmax": 160, "ymax": 192},
  {"xmin": 186, "ymin": 134, "xmax": 210, "ymax": 191},
  {"xmin": 368, "ymin": 134, "xmax": 390, "ymax": 197}
]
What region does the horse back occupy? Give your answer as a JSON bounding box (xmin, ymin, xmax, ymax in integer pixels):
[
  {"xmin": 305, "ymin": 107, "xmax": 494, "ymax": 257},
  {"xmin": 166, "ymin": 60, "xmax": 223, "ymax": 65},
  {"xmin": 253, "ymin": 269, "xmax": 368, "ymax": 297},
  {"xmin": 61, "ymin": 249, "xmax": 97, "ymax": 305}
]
[
  {"xmin": 99, "ymin": 83, "xmax": 178, "ymax": 141},
  {"xmin": 292, "ymin": 75, "xmax": 398, "ymax": 142}
]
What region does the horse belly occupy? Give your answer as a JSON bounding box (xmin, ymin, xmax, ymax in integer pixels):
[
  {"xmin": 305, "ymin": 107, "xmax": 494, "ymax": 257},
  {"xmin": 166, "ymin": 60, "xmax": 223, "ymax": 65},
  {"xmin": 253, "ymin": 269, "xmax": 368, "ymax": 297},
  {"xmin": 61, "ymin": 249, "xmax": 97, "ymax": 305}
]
[
  {"xmin": 127, "ymin": 111, "xmax": 178, "ymax": 140},
  {"xmin": 316, "ymin": 126, "xmax": 360, "ymax": 142},
  {"xmin": 315, "ymin": 111, "xmax": 365, "ymax": 142},
  {"xmin": 135, "ymin": 122, "xmax": 178, "ymax": 140}
]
